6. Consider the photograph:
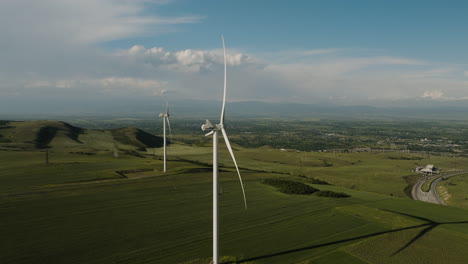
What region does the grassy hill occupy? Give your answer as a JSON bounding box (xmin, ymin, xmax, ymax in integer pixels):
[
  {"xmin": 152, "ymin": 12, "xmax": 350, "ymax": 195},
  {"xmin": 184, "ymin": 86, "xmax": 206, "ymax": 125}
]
[
  {"xmin": 0, "ymin": 120, "xmax": 163, "ymax": 153},
  {"xmin": 1, "ymin": 121, "xmax": 468, "ymax": 263}
]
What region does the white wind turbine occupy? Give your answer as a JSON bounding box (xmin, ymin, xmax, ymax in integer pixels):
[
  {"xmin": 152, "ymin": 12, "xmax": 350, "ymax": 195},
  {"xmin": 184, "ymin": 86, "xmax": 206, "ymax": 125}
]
[
  {"xmin": 201, "ymin": 36, "xmax": 247, "ymax": 264},
  {"xmin": 159, "ymin": 101, "xmax": 172, "ymax": 172}
]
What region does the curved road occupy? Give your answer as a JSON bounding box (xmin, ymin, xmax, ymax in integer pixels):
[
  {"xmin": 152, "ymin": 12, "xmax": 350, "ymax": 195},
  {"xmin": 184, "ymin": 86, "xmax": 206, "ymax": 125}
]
[{"xmin": 411, "ymin": 171, "xmax": 466, "ymax": 205}]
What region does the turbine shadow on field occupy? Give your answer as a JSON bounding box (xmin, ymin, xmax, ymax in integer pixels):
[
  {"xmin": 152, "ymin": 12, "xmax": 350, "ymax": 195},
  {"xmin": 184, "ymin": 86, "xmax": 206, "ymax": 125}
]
[
  {"xmin": 223, "ymin": 210, "xmax": 468, "ymax": 264},
  {"xmin": 384, "ymin": 210, "xmax": 468, "ymax": 256},
  {"xmin": 390, "ymin": 224, "xmax": 437, "ymax": 256}
]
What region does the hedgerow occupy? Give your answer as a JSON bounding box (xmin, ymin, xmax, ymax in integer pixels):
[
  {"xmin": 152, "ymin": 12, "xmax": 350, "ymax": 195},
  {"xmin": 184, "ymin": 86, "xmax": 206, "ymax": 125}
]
[
  {"xmin": 315, "ymin": 190, "xmax": 350, "ymax": 198},
  {"xmin": 262, "ymin": 178, "xmax": 318, "ymax": 195}
]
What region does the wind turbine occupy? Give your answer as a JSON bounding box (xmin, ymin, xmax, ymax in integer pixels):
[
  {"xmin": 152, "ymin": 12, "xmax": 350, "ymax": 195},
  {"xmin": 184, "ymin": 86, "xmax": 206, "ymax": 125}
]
[
  {"xmin": 159, "ymin": 101, "xmax": 172, "ymax": 173},
  {"xmin": 201, "ymin": 36, "xmax": 247, "ymax": 264}
]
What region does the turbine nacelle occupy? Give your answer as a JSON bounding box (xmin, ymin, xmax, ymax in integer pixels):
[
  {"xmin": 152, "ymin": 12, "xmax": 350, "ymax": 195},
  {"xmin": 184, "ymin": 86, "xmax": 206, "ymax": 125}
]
[{"xmin": 201, "ymin": 119, "xmax": 215, "ymax": 131}]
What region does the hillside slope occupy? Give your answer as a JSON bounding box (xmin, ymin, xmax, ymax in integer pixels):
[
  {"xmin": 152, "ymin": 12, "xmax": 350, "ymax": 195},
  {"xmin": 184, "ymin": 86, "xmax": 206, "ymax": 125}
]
[{"xmin": 0, "ymin": 120, "xmax": 163, "ymax": 152}]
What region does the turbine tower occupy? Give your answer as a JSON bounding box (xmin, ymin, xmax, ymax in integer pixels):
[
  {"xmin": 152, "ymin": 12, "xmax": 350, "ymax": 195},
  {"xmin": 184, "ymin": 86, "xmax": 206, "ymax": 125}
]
[
  {"xmin": 159, "ymin": 102, "xmax": 172, "ymax": 172},
  {"xmin": 201, "ymin": 36, "xmax": 247, "ymax": 264}
]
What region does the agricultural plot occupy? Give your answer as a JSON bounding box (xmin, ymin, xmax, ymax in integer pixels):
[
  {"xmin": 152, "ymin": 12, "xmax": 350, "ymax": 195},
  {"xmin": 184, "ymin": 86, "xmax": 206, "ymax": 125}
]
[
  {"xmin": 1, "ymin": 148, "xmax": 468, "ymax": 264},
  {"xmin": 177, "ymin": 145, "xmax": 468, "ymax": 198},
  {"xmin": 2, "ymin": 120, "xmax": 468, "ymax": 263}
]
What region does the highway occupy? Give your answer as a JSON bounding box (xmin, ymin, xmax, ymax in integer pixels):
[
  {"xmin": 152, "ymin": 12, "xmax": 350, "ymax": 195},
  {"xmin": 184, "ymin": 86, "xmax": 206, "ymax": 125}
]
[{"xmin": 411, "ymin": 171, "xmax": 466, "ymax": 205}]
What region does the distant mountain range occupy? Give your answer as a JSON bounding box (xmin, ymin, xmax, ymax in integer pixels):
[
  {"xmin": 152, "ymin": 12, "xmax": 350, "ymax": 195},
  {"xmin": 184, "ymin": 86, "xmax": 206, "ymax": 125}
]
[{"xmin": 1, "ymin": 97, "xmax": 468, "ymax": 120}]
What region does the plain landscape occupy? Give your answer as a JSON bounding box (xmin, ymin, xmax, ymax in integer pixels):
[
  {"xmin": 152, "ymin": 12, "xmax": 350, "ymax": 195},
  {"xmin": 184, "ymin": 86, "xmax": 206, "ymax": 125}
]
[{"xmin": 1, "ymin": 115, "xmax": 468, "ymax": 264}]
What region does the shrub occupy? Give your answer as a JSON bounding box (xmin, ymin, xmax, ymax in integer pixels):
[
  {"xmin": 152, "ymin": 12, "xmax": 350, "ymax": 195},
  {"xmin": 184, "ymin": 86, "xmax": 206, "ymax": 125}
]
[
  {"xmin": 262, "ymin": 178, "xmax": 318, "ymax": 195},
  {"xmin": 307, "ymin": 178, "xmax": 331, "ymax": 185},
  {"xmin": 298, "ymin": 175, "xmax": 331, "ymax": 185},
  {"xmin": 321, "ymin": 159, "xmax": 333, "ymax": 167},
  {"xmin": 315, "ymin": 190, "xmax": 350, "ymax": 198}
]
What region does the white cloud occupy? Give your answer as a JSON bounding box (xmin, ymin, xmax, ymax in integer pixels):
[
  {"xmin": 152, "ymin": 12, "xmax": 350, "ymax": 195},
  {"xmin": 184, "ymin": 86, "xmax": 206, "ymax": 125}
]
[
  {"xmin": 422, "ymin": 90, "xmax": 444, "ymax": 99},
  {"xmin": 0, "ymin": 0, "xmax": 202, "ymax": 45},
  {"xmin": 302, "ymin": 49, "xmax": 340, "ymax": 56},
  {"xmin": 117, "ymin": 45, "xmax": 261, "ymax": 73},
  {"xmin": 0, "ymin": 0, "xmax": 202, "ymax": 99},
  {"xmin": 0, "ymin": 0, "xmax": 203, "ymax": 77},
  {"xmin": 7, "ymin": 45, "xmax": 468, "ymax": 103},
  {"xmin": 403, "ymin": 68, "xmax": 456, "ymax": 79},
  {"xmin": 24, "ymin": 77, "xmax": 167, "ymax": 96},
  {"xmin": 3, "ymin": 0, "xmax": 468, "ymax": 110},
  {"xmin": 0, "ymin": 0, "xmax": 466, "ymax": 105}
]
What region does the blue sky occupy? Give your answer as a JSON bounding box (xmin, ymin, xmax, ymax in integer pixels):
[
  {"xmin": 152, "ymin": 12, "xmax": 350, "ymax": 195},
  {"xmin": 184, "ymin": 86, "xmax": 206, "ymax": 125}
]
[
  {"xmin": 107, "ymin": 0, "xmax": 468, "ymax": 62},
  {"xmin": 0, "ymin": 0, "xmax": 468, "ymax": 108}
]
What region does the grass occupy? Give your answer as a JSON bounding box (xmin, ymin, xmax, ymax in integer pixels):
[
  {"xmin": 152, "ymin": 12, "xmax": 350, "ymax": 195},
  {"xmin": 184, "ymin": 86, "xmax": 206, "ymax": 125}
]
[
  {"xmin": 0, "ymin": 120, "xmax": 162, "ymax": 154},
  {"xmin": 1, "ymin": 148, "xmax": 468, "ymax": 264},
  {"xmin": 345, "ymin": 225, "xmax": 468, "ymax": 264},
  {"xmin": 178, "ymin": 145, "xmax": 468, "ymax": 198},
  {"xmin": 439, "ymin": 173, "xmax": 468, "ymax": 209},
  {"xmin": 0, "ymin": 150, "xmax": 165, "ymax": 193},
  {"xmin": 315, "ymin": 190, "xmax": 350, "ymax": 198},
  {"xmin": 420, "ymin": 175, "xmax": 439, "ymax": 192},
  {"xmin": 261, "ymin": 178, "xmax": 319, "ymax": 195},
  {"xmin": 2, "ymin": 122, "xmax": 468, "ymax": 263}
]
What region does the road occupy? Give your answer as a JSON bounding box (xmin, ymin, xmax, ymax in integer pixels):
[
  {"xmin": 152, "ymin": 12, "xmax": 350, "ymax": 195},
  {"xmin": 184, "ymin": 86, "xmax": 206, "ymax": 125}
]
[{"xmin": 412, "ymin": 171, "xmax": 466, "ymax": 205}]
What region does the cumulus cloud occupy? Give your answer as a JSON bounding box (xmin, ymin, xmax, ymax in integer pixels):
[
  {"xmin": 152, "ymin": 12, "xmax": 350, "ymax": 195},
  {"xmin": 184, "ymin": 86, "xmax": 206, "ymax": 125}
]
[
  {"xmin": 422, "ymin": 90, "xmax": 444, "ymax": 99},
  {"xmin": 5, "ymin": 43, "xmax": 468, "ymax": 103},
  {"xmin": 117, "ymin": 45, "xmax": 261, "ymax": 73},
  {"xmin": 1, "ymin": 1, "xmax": 468, "ymax": 106},
  {"xmin": 0, "ymin": 0, "xmax": 203, "ymax": 76},
  {"xmin": 0, "ymin": 0, "xmax": 200, "ymax": 99}
]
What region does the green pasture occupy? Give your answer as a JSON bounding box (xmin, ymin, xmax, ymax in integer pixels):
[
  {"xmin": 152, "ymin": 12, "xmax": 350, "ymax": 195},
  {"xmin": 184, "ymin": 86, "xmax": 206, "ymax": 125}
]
[
  {"xmin": 1, "ymin": 148, "xmax": 468, "ymax": 264},
  {"xmin": 439, "ymin": 173, "xmax": 468, "ymax": 209},
  {"xmin": 0, "ymin": 150, "xmax": 164, "ymax": 193},
  {"xmin": 421, "ymin": 176, "xmax": 439, "ymax": 192},
  {"xmin": 2, "ymin": 119, "xmax": 468, "ymax": 264},
  {"xmin": 176, "ymin": 144, "xmax": 468, "ymax": 198}
]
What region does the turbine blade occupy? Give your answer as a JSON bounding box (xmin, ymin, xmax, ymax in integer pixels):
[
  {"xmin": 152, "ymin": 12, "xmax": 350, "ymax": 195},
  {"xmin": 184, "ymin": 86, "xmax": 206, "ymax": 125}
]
[
  {"xmin": 205, "ymin": 130, "xmax": 214, "ymax": 137},
  {"xmin": 166, "ymin": 117, "xmax": 173, "ymax": 144},
  {"xmin": 220, "ymin": 35, "xmax": 227, "ymax": 125},
  {"xmin": 221, "ymin": 128, "xmax": 247, "ymax": 209}
]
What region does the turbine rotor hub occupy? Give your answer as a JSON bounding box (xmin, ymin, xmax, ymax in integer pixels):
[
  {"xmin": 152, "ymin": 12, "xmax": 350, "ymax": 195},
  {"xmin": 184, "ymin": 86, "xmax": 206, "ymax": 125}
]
[{"xmin": 201, "ymin": 119, "xmax": 215, "ymax": 131}]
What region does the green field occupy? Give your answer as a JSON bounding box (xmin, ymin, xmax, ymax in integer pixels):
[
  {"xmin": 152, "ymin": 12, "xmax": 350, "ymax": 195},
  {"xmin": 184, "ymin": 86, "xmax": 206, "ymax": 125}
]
[
  {"xmin": 439, "ymin": 173, "xmax": 468, "ymax": 209},
  {"xmin": 1, "ymin": 121, "xmax": 468, "ymax": 263},
  {"xmin": 176, "ymin": 146, "xmax": 468, "ymax": 198}
]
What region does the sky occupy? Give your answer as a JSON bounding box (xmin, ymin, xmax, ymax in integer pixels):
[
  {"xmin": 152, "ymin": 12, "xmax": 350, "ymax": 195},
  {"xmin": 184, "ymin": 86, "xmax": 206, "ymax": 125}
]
[{"xmin": 1, "ymin": 0, "xmax": 468, "ymax": 111}]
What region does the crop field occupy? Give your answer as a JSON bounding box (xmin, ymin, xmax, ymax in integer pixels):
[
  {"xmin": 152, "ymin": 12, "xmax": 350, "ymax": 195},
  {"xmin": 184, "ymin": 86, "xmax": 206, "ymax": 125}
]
[
  {"xmin": 175, "ymin": 145, "xmax": 468, "ymax": 198},
  {"xmin": 1, "ymin": 146, "xmax": 468, "ymax": 264},
  {"xmin": 1, "ymin": 120, "xmax": 468, "ymax": 263}
]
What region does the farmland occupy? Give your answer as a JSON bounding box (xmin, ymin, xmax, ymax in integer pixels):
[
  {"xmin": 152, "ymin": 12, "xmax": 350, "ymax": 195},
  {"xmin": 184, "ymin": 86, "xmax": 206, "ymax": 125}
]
[{"xmin": 1, "ymin": 119, "xmax": 468, "ymax": 263}]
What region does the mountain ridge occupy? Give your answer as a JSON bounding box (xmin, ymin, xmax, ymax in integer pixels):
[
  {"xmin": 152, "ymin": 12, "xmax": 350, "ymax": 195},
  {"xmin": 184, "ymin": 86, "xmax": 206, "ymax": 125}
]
[{"xmin": 0, "ymin": 120, "xmax": 163, "ymax": 151}]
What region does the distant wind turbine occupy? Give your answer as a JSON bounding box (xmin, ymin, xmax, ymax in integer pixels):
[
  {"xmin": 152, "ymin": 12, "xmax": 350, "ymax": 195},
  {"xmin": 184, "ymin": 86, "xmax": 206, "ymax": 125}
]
[
  {"xmin": 201, "ymin": 36, "xmax": 247, "ymax": 264},
  {"xmin": 159, "ymin": 101, "xmax": 172, "ymax": 172}
]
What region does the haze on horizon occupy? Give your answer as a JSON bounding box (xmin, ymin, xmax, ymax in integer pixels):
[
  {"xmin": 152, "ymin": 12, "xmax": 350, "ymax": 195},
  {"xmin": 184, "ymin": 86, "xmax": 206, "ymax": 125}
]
[{"xmin": 1, "ymin": 0, "xmax": 468, "ymax": 114}]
